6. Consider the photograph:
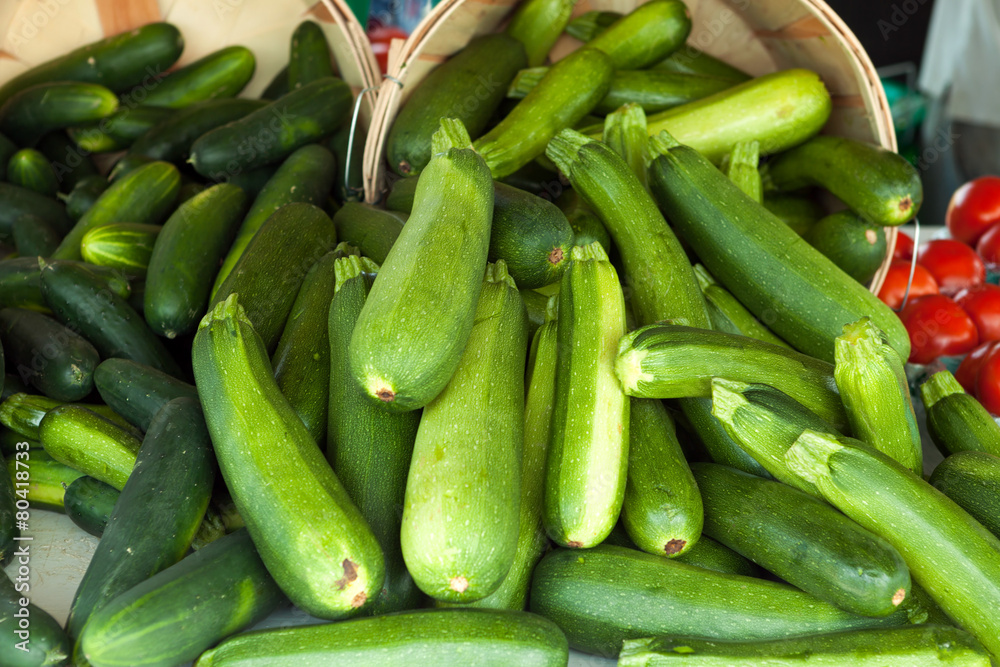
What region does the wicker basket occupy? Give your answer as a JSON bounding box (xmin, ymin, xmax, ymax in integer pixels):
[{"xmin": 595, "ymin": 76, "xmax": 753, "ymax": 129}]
[{"xmin": 361, "ymin": 0, "xmax": 899, "ymax": 294}]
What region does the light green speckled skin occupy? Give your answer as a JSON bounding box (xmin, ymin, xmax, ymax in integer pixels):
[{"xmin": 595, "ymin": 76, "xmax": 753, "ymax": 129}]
[{"xmin": 193, "ymin": 295, "xmax": 384, "ymax": 620}]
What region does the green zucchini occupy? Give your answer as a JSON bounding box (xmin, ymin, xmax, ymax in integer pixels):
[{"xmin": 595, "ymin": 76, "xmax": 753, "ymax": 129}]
[
  {"xmin": 6, "ymin": 447, "xmax": 83, "ymax": 512},
  {"xmin": 67, "ymin": 105, "xmax": 172, "ymax": 153},
  {"xmin": 38, "ymin": 404, "xmax": 141, "ymax": 490},
  {"xmin": 587, "ymin": 0, "xmax": 690, "ymax": 69},
  {"xmin": 93, "ymin": 358, "xmax": 198, "ymax": 432},
  {"xmin": 474, "ymin": 48, "xmax": 613, "ymax": 179},
  {"xmin": 52, "ymin": 160, "xmax": 180, "ymax": 261},
  {"xmin": 194, "ymin": 609, "xmax": 569, "ymax": 666},
  {"xmin": 602, "ymin": 103, "xmax": 648, "ymax": 187},
  {"xmin": 384, "ymin": 176, "xmax": 418, "ymax": 213},
  {"xmin": 0, "ymin": 569, "xmax": 70, "ymax": 667},
  {"xmin": 401, "ymin": 261, "xmax": 526, "ymax": 602},
  {"xmin": 763, "ymin": 192, "xmax": 828, "ymax": 236},
  {"xmin": 328, "ymin": 255, "xmax": 422, "ymax": 615},
  {"xmin": 11, "ymin": 214, "xmax": 60, "ymax": 258},
  {"xmin": 806, "ymin": 211, "xmax": 888, "ymax": 284},
  {"xmin": 64, "ymin": 475, "xmax": 118, "ymax": 537},
  {"xmin": 0, "ymin": 82, "xmax": 119, "ymax": 146},
  {"xmin": 144, "ymin": 182, "xmax": 248, "ymax": 338},
  {"xmin": 63, "ymin": 175, "xmax": 108, "ymax": 221},
  {"xmin": 140, "ymin": 45, "xmax": 255, "ymax": 108},
  {"xmin": 647, "ymin": 131, "xmax": 909, "ymax": 362},
  {"xmin": 7, "ymin": 149, "xmax": 59, "ymax": 197},
  {"xmin": 350, "ymin": 120, "xmax": 493, "ymax": 411},
  {"xmin": 332, "ymin": 203, "xmax": 405, "ymax": 265},
  {"xmin": 655, "ymin": 45, "xmax": 752, "ymax": 81},
  {"xmin": 490, "ymin": 182, "xmax": 574, "ymax": 289},
  {"xmin": 189, "ymin": 77, "xmax": 351, "ymax": 178},
  {"xmin": 0, "ymin": 393, "xmax": 61, "ymax": 441},
  {"xmin": 0, "ymin": 182, "xmax": 73, "ymax": 240},
  {"xmin": 65, "ymin": 396, "xmax": 215, "ymax": 642},
  {"xmin": 77, "ymin": 528, "xmax": 284, "ymax": 667},
  {"xmin": 193, "ymin": 294, "xmax": 384, "ymax": 618},
  {"xmin": 529, "ymin": 544, "xmax": 912, "ymax": 658},
  {"xmin": 210, "ymin": 143, "xmax": 336, "ymax": 296},
  {"xmin": 544, "ymin": 243, "xmax": 628, "ymax": 548},
  {"xmin": 386, "ymin": 34, "xmax": 527, "ymax": 176},
  {"xmin": 547, "ymin": 129, "xmax": 709, "ymax": 329},
  {"xmin": 765, "ymin": 135, "xmax": 923, "ymax": 226},
  {"xmin": 929, "ymin": 451, "xmax": 1000, "ymax": 540},
  {"xmin": 39, "ymin": 259, "xmax": 181, "ymax": 376},
  {"xmin": 210, "ymin": 202, "xmax": 337, "ymax": 353},
  {"xmin": 129, "ymin": 98, "xmax": 268, "ymax": 163},
  {"xmin": 505, "ymin": 0, "xmax": 576, "ymax": 67},
  {"xmin": 0, "ymin": 307, "xmax": 100, "ymax": 401},
  {"xmin": 520, "ymin": 288, "xmax": 550, "ymax": 340},
  {"xmin": 617, "ymin": 626, "xmax": 991, "ymax": 666},
  {"xmin": 722, "ymin": 140, "xmax": 762, "ymax": 203},
  {"xmin": 693, "ymin": 264, "xmax": 789, "ymax": 348},
  {"xmin": 834, "ymin": 317, "xmax": 921, "ymax": 473},
  {"xmin": 674, "ymin": 534, "xmax": 764, "ymax": 578},
  {"xmin": 0, "ymin": 23, "xmax": 183, "ymax": 107},
  {"xmin": 693, "ymin": 461, "xmax": 910, "ymax": 617},
  {"xmin": 679, "ymin": 397, "xmax": 772, "ymax": 478},
  {"xmin": 80, "ymin": 222, "xmax": 160, "ymax": 273},
  {"xmin": 920, "ymin": 370, "xmax": 1000, "ymax": 458},
  {"xmin": 0, "ymin": 256, "xmax": 130, "ymax": 312},
  {"xmin": 37, "ymin": 130, "xmax": 99, "ymax": 193},
  {"xmin": 555, "ymin": 190, "xmax": 611, "ymax": 253},
  {"xmin": 788, "ymin": 429, "xmax": 1000, "ymax": 657},
  {"xmin": 616, "ymin": 324, "xmax": 848, "ymax": 431},
  {"xmin": 289, "ymin": 21, "xmax": 335, "ymax": 89},
  {"xmin": 622, "ymin": 397, "xmax": 702, "ymax": 557}
]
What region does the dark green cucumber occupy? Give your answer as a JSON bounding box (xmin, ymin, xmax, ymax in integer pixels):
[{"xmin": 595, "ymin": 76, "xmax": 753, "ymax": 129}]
[
  {"xmin": 693, "ymin": 264, "xmax": 790, "ymax": 348},
  {"xmin": 530, "ymin": 544, "xmax": 912, "ymax": 658},
  {"xmin": 834, "ymin": 317, "xmax": 922, "ymax": 473},
  {"xmin": 0, "ymin": 23, "xmax": 183, "ymax": 107},
  {"xmin": 617, "ymin": 626, "xmax": 992, "ymax": 666},
  {"xmin": 195, "ymin": 608, "xmax": 569, "ymax": 667},
  {"xmin": 765, "ymin": 135, "xmax": 922, "ymax": 226},
  {"xmin": 474, "ymin": 48, "xmax": 613, "ymax": 179},
  {"xmin": 806, "ymin": 211, "xmax": 888, "ymax": 284},
  {"xmin": 0, "ymin": 569, "xmax": 71, "ymax": 667},
  {"xmin": 37, "ymin": 131, "xmax": 99, "ymax": 193},
  {"xmin": 39, "ymin": 259, "xmax": 182, "ymax": 376},
  {"xmin": 288, "ymin": 21, "xmax": 335, "ymax": 89},
  {"xmin": 674, "ymin": 534, "xmax": 765, "ymax": 578},
  {"xmin": 80, "ymin": 222, "xmax": 160, "ymax": 273},
  {"xmin": 0, "ymin": 256, "xmax": 130, "ymax": 312},
  {"xmin": 77, "ymin": 528, "xmax": 284, "ymax": 667},
  {"xmin": 0, "ymin": 82, "xmax": 119, "ymax": 146},
  {"xmin": 140, "ymin": 45, "xmax": 255, "ymax": 108},
  {"xmin": 545, "ymin": 243, "xmax": 629, "ymax": 548},
  {"xmin": 129, "ymin": 98, "xmax": 268, "ymax": 163},
  {"xmin": 190, "ymin": 76, "xmax": 351, "ymax": 178},
  {"xmin": 66, "ymin": 396, "xmax": 215, "ymax": 642},
  {"xmin": 647, "ymin": 131, "xmax": 909, "ymax": 362},
  {"xmin": 272, "ymin": 250, "xmax": 341, "ymax": 444},
  {"xmin": 38, "ymin": 404, "xmax": 141, "ymax": 490},
  {"xmin": 67, "ymin": 105, "xmax": 173, "ymax": 153},
  {"xmin": 616, "ymin": 324, "xmax": 848, "ymax": 431},
  {"xmin": 693, "ymin": 461, "xmax": 910, "ymax": 617},
  {"xmin": 763, "ymin": 192, "xmax": 826, "ymax": 236},
  {"xmin": 929, "ymin": 451, "xmax": 1000, "ymax": 540},
  {"xmin": 490, "ymin": 182, "xmax": 573, "ymax": 289},
  {"xmin": 7, "ymin": 149, "xmax": 59, "ymax": 197},
  {"xmin": 787, "ymin": 429, "xmax": 1000, "ymax": 658},
  {"xmin": 920, "ymin": 370, "xmax": 1000, "ymax": 458},
  {"xmin": 350, "ymin": 121, "xmax": 493, "ymax": 412},
  {"xmin": 623, "ymin": 398, "xmax": 702, "ymax": 557},
  {"xmin": 260, "ymin": 65, "xmax": 289, "ymax": 100},
  {"xmin": 587, "ymin": 0, "xmax": 691, "ymax": 70},
  {"xmin": 63, "ymin": 175, "xmax": 108, "ymax": 221},
  {"xmin": 194, "ymin": 294, "xmax": 384, "ymax": 618},
  {"xmin": 328, "ymin": 255, "xmax": 422, "ymax": 615},
  {"xmin": 11, "ymin": 214, "xmax": 60, "ymax": 258},
  {"xmin": 505, "ymin": 0, "xmax": 577, "ymax": 67},
  {"xmin": 0, "ymin": 182, "xmax": 73, "ymax": 239},
  {"xmin": 679, "ymin": 396, "xmax": 772, "ymax": 478},
  {"xmin": 144, "ymin": 182, "xmax": 248, "ymax": 338},
  {"xmin": 52, "ymin": 160, "xmax": 180, "ymax": 260},
  {"xmin": 211, "ymin": 143, "xmax": 336, "ymax": 295},
  {"xmin": 0, "ymin": 307, "xmax": 100, "ymax": 401},
  {"xmin": 6, "ymin": 447, "xmax": 83, "ymax": 512},
  {"xmin": 401, "ymin": 261, "xmax": 526, "ymax": 602},
  {"xmin": 64, "ymin": 475, "xmax": 118, "ymax": 537},
  {"xmin": 93, "ymin": 358, "xmax": 198, "ymax": 432},
  {"xmin": 387, "ymin": 34, "xmax": 527, "ymax": 176},
  {"xmin": 332, "ymin": 203, "xmax": 405, "ymax": 265},
  {"xmin": 210, "ymin": 202, "xmax": 337, "ymax": 352}
]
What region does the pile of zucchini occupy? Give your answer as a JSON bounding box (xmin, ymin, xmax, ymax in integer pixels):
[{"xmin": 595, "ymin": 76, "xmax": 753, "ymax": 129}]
[{"xmin": 1, "ymin": 1, "xmax": 999, "ymax": 666}]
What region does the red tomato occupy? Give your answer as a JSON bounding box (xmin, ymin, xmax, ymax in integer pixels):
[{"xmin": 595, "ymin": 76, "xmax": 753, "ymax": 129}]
[
  {"xmin": 368, "ymin": 26, "xmax": 409, "ymax": 74},
  {"xmin": 976, "ymin": 221, "xmax": 1000, "ymax": 266},
  {"xmin": 956, "ymin": 340, "xmax": 1000, "ymax": 393},
  {"xmin": 946, "ymin": 176, "xmax": 1000, "ymax": 245},
  {"xmin": 956, "ymin": 284, "xmax": 1000, "ymax": 343},
  {"xmin": 976, "ymin": 342, "xmax": 1000, "ymax": 415},
  {"xmin": 915, "ymin": 239, "xmax": 986, "ymax": 296},
  {"xmin": 876, "ymin": 259, "xmax": 939, "ymax": 310},
  {"xmin": 892, "ymin": 230, "xmax": 914, "ymax": 261},
  {"xmin": 898, "ymin": 294, "xmax": 979, "ymax": 365}
]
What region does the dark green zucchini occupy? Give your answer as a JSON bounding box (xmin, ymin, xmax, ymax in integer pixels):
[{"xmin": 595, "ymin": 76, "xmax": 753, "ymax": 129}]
[
  {"xmin": 921, "ymin": 370, "xmax": 1000, "ymax": 458},
  {"xmin": 929, "ymin": 450, "xmax": 1000, "ymax": 540},
  {"xmin": 0, "ymin": 569, "xmax": 70, "ymax": 667},
  {"xmin": 678, "ymin": 396, "xmax": 773, "ymax": 478},
  {"xmin": 806, "ymin": 211, "xmax": 888, "ymax": 284},
  {"xmin": 92, "ymin": 358, "xmax": 198, "ymax": 432},
  {"xmin": 64, "ymin": 475, "xmax": 118, "ymax": 538},
  {"xmin": 332, "ymin": 203, "xmax": 405, "ymax": 266},
  {"xmin": 7, "ymin": 148, "xmax": 59, "ymax": 197},
  {"xmin": 763, "ymin": 192, "xmax": 827, "ymax": 237},
  {"xmin": 129, "ymin": 98, "xmax": 268, "ymax": 163},
  {"xmin": 489, "ymin": 183, "xmax": 574, "ymax": 289},
  {"xmin": 674, "ymin": 534, "xmax": 765, "ymax": 578}
]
